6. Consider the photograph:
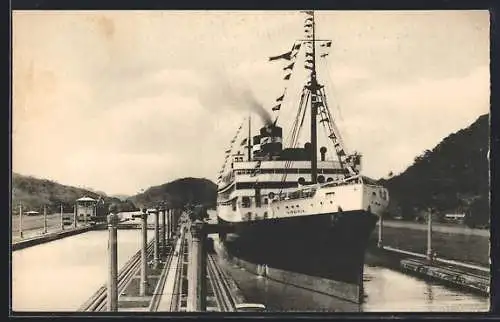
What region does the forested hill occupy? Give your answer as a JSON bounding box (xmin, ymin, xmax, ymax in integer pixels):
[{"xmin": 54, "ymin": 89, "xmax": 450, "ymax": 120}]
[
  {"xmin": 379, "ymin": 113, "xmax": 489, "ymax": 227},
  {"xmin": 128, "ymin": 177, "xmax": 217, "ymax": 210},
  {"xmin": 11, "ymin": 173, "xmax": 137, "ymax": 214}
]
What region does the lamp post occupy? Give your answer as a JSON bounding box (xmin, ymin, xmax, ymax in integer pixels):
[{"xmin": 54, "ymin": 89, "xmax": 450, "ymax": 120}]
[
  {"xmin": 60, "ymin": 204, "xmax": 64, "ymax": 231},
  {"xmin": 43, "ymin": 205, "xmax": 48, "ymax": 234},
  {"xmin": 161, "ymin": 202, "xmax": 166, "ymax": 258},
  {"xmin": 426, "ymin": 208, "xmax": 433, "ymax": 261},
  {"xmin": 377, "ymin": 213, "xmax": 384, "ymax": 248},
  {"xmin": 73, "ymin": 203, "xmax": 78, "ymax": 228},
  {"xmin": 140, "ymin": 208, "xmax": 149, "ymax": 296},
  {"xmin": 18, "ymin": 203, "xmax": 23, "ymax": 239},
  {"xmin": 153, "ymin": 207, "xmax": 160, "ymax": 268}
]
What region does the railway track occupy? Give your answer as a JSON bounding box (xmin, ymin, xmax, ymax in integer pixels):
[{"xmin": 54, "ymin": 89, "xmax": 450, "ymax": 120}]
[
  {"xmin": 170, "ymin": 229, "xmax": 236, "ymax": 312},
  {"xmin": 78, "ymin": 239, "xmax": 155, "ymax": 312},
  {"xmin": 79, "ymin": 222, "xmax": 239, "ymax": 312},
  {"xmin": 206, "ymin": 253, "xmax": 236, "ymax": 312},
  {"xmin": 170, "ymin": 231, "xmax": 188, "ymax": 311}
]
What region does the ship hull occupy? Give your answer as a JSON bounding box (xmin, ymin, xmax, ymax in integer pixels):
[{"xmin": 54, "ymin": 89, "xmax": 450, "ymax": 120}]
[{"xmin": 215, "ymin": 210, "xmax": 378, "ymax": 304}]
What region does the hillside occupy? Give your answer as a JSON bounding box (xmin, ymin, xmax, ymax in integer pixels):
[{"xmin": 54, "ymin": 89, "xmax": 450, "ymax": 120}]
[
  {"xmin": 379, "ymin": 113, "xmax": 489, "ymax": 227},
  {"xmin": 128, "ymin": 177, "xmax": 217, "ymax": 210},
  {"xmin": 11, "ymin": 173, "xmax": 137, "ymax": 214}
]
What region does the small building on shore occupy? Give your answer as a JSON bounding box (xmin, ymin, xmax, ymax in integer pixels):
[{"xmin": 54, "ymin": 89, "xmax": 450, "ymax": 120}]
[
  {"xmin": 444, "ymin": 213, "xmax": 465, "ymax": 224},
  {"xmin": 76, "ymin": 196, "xmax": 97, "ymax": 221}
]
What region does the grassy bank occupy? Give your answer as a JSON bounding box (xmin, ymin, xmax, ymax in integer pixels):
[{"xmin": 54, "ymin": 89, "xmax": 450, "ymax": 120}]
[{"xmin": 369, "ymin": 222, "xmax": 489, "ymax": 267}]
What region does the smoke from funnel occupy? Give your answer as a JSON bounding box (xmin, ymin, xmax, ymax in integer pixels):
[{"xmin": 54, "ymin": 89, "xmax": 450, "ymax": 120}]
[{"xmin": 197, "ymin": 69, "xmax": 273, "ymax": 126}]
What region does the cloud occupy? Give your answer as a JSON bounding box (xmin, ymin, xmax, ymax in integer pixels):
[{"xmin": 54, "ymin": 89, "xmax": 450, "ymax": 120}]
[
  {"xmin": 337, "ymin": 65, "xmax": 489, "ymax": 178},
  {"xmin": 11, "ymin": 11, "xmax": 490, "ymax": 194}
]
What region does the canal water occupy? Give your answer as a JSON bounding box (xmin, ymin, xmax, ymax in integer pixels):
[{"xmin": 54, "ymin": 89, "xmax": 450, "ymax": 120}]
[
  {"xmin": 219, "ymin": 254, "xmax": 489, "ymax": 312},
  {"xmin": 12, "ymin": 227, "xmax": 489, "ymax": 312},
  {"xmin": 12, "ymin": 229, "xmax": 153, "ymax": 312}
]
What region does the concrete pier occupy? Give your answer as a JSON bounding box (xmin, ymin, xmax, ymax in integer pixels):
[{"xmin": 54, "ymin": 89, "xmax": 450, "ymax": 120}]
[
  {"xmin": 153, "ymin": 209, "xmax": 160, "ymax": 267},
  {"xmin": 187, "ymin": 220, "xmax": 206, "ymax": 312},
  {"xmin": 107, "ymin": 210, "xmax": 119, "ymax": 312},
  {"xmin": 168, "ymin": 210, "xmax": 172, "ymax": 240},
  {"xmin": 140, "ymin": 209, "xmax": 149, "ymax": 296},
  {"xmin": 161, "ymin": 208, "xmax": 166, "ymax": 258}
]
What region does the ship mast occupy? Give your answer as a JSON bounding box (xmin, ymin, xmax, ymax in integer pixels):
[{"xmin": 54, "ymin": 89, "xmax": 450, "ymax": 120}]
[
  {"xmin": 247, "ymin": 114, "xmax": 252, "ymax": 161},
  {"xmin": 309, "ymin": 11, "xmax": 319, "ymax": 184}
]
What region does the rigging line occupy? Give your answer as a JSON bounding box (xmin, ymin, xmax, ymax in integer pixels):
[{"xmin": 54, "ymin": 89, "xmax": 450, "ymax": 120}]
[
  {"xmin": 292, "ymin": 88, "xmax": 310, "ymax": 149},
  {"xmin": 318, "ymin": 102, "xmax": 342, "ymax": 166},
  {"xmin": 297, "ymin": 90, "xmax": 311, "ymax": 136},
  {"xmin": 320, "ymin": 57, "xmax": 345, "ymax": 123},
  {"xmin": 279, "ymin": 87, "xmax": 310, "ymax": 190},
  {"xmin": 321, "ymin": 87, "xmax": 348, "ymax": 156},
  {"xmin": 319, "ymin": 99, "xmax": 345, "ymax": 169},
  {"xmin": 291, "ymin": 85, "xmax": 310, "ymax": 146},
  {"xmin": 284, "ymin": 88, "xmax": 306, "ymax": 148}
]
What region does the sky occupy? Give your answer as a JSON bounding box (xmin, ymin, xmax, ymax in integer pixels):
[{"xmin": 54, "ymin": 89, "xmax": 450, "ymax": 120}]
[{"xmin": 12, "ymin": 10, "xmax": 490, "ymax": 196}]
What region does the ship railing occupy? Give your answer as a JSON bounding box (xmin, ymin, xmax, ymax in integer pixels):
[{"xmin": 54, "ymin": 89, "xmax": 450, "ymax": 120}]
[
  {"xmin": 274, "ymin": 188, "xmax": 317, "ymax": 201},
  {"xmin": 320, "ymin": 175, "xmax": 364, "ymax": 188},
  {"xmin": 218, "ymin": 197, "xmax": 237, "ymax": 206}
]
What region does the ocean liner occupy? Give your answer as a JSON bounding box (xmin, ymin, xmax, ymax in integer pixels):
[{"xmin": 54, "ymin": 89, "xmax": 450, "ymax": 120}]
[{"xmin": 215, "ymin": 11, "xmax": 390, "ymax": 303}]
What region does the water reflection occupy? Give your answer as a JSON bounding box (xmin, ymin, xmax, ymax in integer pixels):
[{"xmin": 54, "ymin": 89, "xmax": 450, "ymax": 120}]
[
  {"xmin": 220, "ymin": 259, "xmax": 489, "ymax": 312},
  {"xmin": 361, "ymin": 265, "xmax": 488, "ymax": 312},
  {"xmin": 426, "ymin": 282, "xmax": 434, "ymax": 304},
  {"xmin": 12, "ymin": 229, "xmax": 153, "ymax": 312}
]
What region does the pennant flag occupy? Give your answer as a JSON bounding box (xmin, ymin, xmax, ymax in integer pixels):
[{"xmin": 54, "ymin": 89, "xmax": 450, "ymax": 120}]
[
  {"xmin": 284, "ymin": 73, "xmax": 291, "ymax": 80},
  {"xmin": 320, "ymin": 53, "xmax": 328, "ymax": 58},
  {"xmin": 283, "ymin": 62, "xmax": 295, "ymax": 71},
  {"xmin": 305, "ymin": 17, "xmax": 313, "ymax": 22},
  {"xmin": 272, "ymin": 104, "xmax": 281, "ymax": 111},
  {"xmin": 305, "ymin": 58, "xmax": 314, "ymax": 63},
  {"xmin": 290, "ymin": 42, "xmax": 302, "ymax": 59},
  {"xmin": 304, "ymin": 23, "xmax": 313, "ymax": 27},
  {"xmin": 240, "ymin": 138, "xmax": 248, "ymax": 146},
  {"xmin": 321, "ymin": 41, "xmax": 332, "ymax": 48},
  {"xmin": 225, "ymin": 149, "xmax": 231, "ymax": 153},
  {"xmin": 269, "ymin": 51, "xmax": 292, "ymax": 61},
  {"xmin": 305, "ymin": 52, "xmax": 314, "ymax": 57},
  {"xmin": 276, "ymin": 94, "xmax": 285, "ymax": 102},
  {"xmin": 301, "ymin": 10, "xmax": 313, "ymax": 16}
]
